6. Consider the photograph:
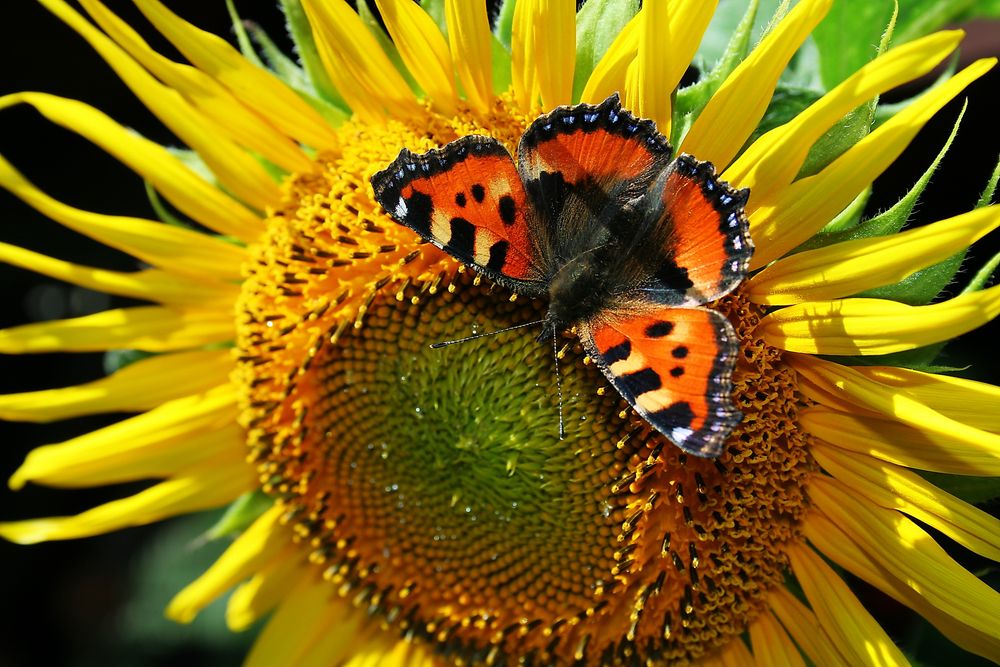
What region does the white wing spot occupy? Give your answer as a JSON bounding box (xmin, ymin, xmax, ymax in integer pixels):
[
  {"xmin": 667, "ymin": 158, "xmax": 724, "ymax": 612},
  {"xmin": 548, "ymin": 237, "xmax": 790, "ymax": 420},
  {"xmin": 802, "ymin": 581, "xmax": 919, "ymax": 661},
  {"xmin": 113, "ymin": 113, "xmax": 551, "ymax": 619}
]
[
  {"xmin": 394, "ymin": 199, "xmax": 408, "ymax": 219},
  {"xmin": 671, "ymin": 426, "xmax": 694, "ymax": 443}
]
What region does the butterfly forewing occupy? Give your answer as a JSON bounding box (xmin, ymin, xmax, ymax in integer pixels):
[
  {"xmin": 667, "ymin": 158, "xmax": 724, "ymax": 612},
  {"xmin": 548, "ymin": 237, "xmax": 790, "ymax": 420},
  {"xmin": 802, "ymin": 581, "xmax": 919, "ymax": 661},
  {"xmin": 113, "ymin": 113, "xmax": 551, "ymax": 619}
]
[
  {"xmin": 581, "ymin": 307, "xmax": 742, "ymax": 458},
  {"xmin": 371, "ymin": 136, "xmax": 547, "ymax": 294}
]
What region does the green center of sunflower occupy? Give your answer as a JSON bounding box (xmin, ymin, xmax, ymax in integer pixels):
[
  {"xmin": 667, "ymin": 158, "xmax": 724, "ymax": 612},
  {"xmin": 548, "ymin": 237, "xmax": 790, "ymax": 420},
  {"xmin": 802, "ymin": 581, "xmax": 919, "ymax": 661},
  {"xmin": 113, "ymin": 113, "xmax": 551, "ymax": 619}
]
[{"xmin": 237, "ymin": 102, "xmax": 815, "ymax": 664}]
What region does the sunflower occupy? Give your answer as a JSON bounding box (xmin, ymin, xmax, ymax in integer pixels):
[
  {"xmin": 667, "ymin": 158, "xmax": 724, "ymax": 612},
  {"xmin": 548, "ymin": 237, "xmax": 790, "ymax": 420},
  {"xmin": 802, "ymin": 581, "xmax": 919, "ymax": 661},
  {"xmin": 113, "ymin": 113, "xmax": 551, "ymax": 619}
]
[{"xmin": 2, "ymin": 0, "xmax": 999, "ymax": 664}]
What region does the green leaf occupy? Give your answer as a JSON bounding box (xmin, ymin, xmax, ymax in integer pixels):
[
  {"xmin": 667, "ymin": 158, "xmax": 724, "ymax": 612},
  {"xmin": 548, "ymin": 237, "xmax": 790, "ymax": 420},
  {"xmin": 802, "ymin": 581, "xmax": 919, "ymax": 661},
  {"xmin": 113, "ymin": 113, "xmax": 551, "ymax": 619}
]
[
  {"xmin": 420, "ymin": 0, "xmax": 447, "ymax": 36},
  {"xmin": 820, "ymin": 186, "xmax": 872, "ymax": 234},
  {"xmin": 975, "ymin": 153, "xmax": 1000, "ymax": 209},
  {"xmin": 917, "ymin": 471, "xmax": 1000, "ymax": 505},
  {"xmin": 491, "ymin": 33, "xmax": 513, "ymax": 94},
  {"xmin": 278, "ymin": 0, "xmax": 341, "ymax": 105},
  {"xmin": 812, "ymin": 2, "xmax": 895, "ymax": 89},
  {"xmin": 144, "ymin": 181, "xmax": 194, "ymax": 230},
  {"xmin": 245, "ymin": 19, "xmax": 311, "ymax": 89},
  {"xmin": 895, "ymin": 0, "xmax": 1000, "ymax": 45},
  {"xmin": 572, "ymin": 0, "xmax": 639, "ymax": 103},
  {"xmin": 962, "ymin": 249, "xmax": 1000, "ymax": 295},
  {"xmin": 206, "ymin": 491, "xmax": 274, "ymax": 539},
  {"xmin": 103, "ymin": 349, "xmax": 154, "ymax": 374},
  {"xmin": 495, "ymin": 0, "xmax": 516, "ymax": 48},
  {"xmin": 225, "ymin": 0, "xmax": 264, "ymax": 68},
  {"xmin": 748, "ymin": 85, "xmax": 822, "ymax": 142}
]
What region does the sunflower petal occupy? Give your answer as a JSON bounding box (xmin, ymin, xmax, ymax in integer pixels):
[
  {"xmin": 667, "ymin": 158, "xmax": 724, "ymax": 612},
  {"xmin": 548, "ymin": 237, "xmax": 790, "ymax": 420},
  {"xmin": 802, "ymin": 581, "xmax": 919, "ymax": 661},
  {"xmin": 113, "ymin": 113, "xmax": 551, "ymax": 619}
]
[
  {"xmin": 375, "ymin": 0, "xmax": 457, "ymax": 114},
  {"xmin": 226, "ymin": 548, "xmax": 303, "ymax": 631},
  {"xmin": 681, "ymin": 0, "xmax": 832, "ymax": 170},
  {"xmin": 0, "ymin": 306, "xmax": 235, "ymax": 354},
  {"xmin": 723, "ymin": 30, "xmax": 962, "ymax": 200},
  {"xmin": 130, "ymin": 0, "xmax": 337, "ymax": 149},
  {"xmin": 533, "ymin": 0, "xmax": 576, "ymax": 110},
  {"xmin": 0, "ymin": 243, "xmax": 236, "ymax": 308},
  {"xmin": 810, "ymin": 476, "xmax": 1000, "ymax": 640},
  {"xmin": 579, "ymin": 11, "xmax": 639, "ymax": 104},
  {"xmin": 79, "ymin": 0, "xmax": 313, "ymax": 175},
  {"xmin": 0, "ymin": 463, "xmax": 254, "ymax": 544},
  {"xmin": 625, "ymin": 1, "xmax": 672, "ymax": 132},
  {"xmin": 301, "ymin": 0, "xmax": 420, "ymax": 122},
  {"xmin": 759, "ymin": 285, "xmax": 1000, "ymax": 355},
  {"xmin": 0, "ymin": 93, "xmax": 262, "ymax": 242},
  {"xmin": 767, "ymin": 586, "xmax": 849, "ymax": 667},
  {"xmin": 9, "ymin": 386, "xmax": 239, "ymax": 489},
  {"xmin": 812, "ymin": 444, "xmax": 1000, "ymax": 561},
  {"xmin": 510, "ymin": 0, "xmax": 541, "ymax": 111},
  {"xmin": 787, "ymin": 543, "xmax": 910, "ymax": 666},
  {"xmin": 746, "ymin": 58, "xmax": 994, "ymax": 268},
  {"xmin": 749, "ymin": 206, "xmax": 1000, "ymax": 304},
  {"xmin": 444, "ymin": 0, "xmax": 493, "ymax": 112},
  {"xmin": 167, "ymin": 505, "xmax": 287, "ymax": 623},
  {"xmin": 748, "ymin": 611, "xmax": 806, "ymax": 667},
  {"xmin": 0, "ymin": 349, "xmax": 232, "ymax": 423}
]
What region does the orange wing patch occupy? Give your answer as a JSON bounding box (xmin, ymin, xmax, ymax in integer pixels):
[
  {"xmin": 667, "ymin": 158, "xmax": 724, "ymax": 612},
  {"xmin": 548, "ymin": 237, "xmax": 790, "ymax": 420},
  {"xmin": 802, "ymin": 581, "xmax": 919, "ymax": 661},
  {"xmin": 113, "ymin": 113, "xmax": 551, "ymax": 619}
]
[
  {"xmin": 371, "ymin": 136, "xmax": 545, "ymax": 290},
  {"xmin": 581, "ymin": 307, "xmax": 741, "ymax": 457},
  {"xmin": 660, "ymin": 156, "xmax": 752, "ymax": 302}
]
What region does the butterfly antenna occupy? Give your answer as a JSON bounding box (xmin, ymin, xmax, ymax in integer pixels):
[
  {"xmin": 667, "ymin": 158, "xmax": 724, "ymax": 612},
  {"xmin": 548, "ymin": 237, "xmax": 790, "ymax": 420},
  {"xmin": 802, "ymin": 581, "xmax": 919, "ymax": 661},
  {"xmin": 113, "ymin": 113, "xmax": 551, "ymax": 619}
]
[
  {"xmin": 429, "ymin": 318, "xmax": 545, "ymax": 349},
  {"xmin": 552, "ymin": 328, "xmax": 565, "ymax": 441}
]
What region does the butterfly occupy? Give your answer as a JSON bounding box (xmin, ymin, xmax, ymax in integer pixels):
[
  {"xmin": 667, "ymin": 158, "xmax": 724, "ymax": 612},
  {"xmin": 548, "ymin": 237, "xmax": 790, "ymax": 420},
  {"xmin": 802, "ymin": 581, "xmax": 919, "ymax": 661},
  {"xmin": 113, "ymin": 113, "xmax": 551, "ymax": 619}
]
[{"xmin": 370, "ymin": 93, "xmax": 753, "ymax": 458}]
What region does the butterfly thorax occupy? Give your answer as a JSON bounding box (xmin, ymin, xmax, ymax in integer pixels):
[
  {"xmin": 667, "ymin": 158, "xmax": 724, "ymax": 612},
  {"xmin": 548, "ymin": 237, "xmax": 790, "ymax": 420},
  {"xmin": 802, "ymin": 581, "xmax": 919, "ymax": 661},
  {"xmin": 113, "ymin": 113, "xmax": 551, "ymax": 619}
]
[{"xmin": 543, "ymin": 247, "xmax": 618, "ymax": 336}]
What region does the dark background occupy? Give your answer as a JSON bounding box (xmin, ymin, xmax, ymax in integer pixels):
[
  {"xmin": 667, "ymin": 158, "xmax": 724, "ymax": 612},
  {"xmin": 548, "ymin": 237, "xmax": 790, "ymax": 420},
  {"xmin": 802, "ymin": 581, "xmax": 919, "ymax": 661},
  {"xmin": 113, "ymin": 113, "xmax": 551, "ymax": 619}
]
[{"xmin": 0, "ymin": 2, "xmax": 997, "ymax": 665}]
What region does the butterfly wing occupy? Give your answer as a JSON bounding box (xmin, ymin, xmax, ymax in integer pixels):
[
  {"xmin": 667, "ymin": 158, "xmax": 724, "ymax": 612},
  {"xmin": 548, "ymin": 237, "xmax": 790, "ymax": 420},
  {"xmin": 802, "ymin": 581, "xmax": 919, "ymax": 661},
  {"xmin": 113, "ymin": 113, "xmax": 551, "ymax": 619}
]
[
  {"xmin": 371, "ymin": 135, "xmax": 547, "ymax": 295},
  {"xmin": 580, "ymin": 307, "xmax": 742, "ymax": 458}
]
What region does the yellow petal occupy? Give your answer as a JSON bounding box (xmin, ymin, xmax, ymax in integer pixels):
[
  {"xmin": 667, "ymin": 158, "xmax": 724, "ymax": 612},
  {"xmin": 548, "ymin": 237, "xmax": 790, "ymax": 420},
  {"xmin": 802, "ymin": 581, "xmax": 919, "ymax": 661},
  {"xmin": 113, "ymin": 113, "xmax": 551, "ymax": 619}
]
[
  {"xmin": 0, "ymin": 242, "xmax": 237, "ymax": 308},
  {"xmin": 791, "ymin": 355, "xmax": 1000, "ymax": 465},
  {"xmin": 748, "ymin": 611, "xmax": 806, "ymax": 667},
  {"xmin": 804, "ymin": 510, "xmax": 1000, "ymax": 662},
  {"xmin": 767, "ymin": 586, "xmax": 849, "ymax": 667},
  {"xmin": 300, "ymin": 0, "xmax": 420, "ymax": 122},
  {"xmin": 786, "ymin": 543, "xmax": 910, "ymax": 666},
  {"xmin": 510, "ymin": 0, "xmax": 541, "ymax": 112},
  {"xmin": 800, "ymin": 406, "xmax": 1000, "ymax": 476},
  {"xmin": 39, "ymin": 0, "xmax": 283, "ymax": 213},
  {"xmin": 682, "ymin": 0, "xmax": 832, "ymax": 170},
  {"xmin": 0, "ymin": 348, "xmax": 233, "ymax": 423},
  {"xmin": 0, "ymin": 463, "xmax": 254, "ymax": 544},
  {"xmin": 745, "ymin": 58, "xmax": 994, "ymax": 268},
  {"xmin": 724, "ymin": 30, "xmax": 962, "ymax": 200},
  {"xmin": 705, "ymin": 636, "xmax": 755, "ymax": 667},
  {"xmin": 580, "ymin": 12, "xmax": 639, "ymax": 104},
  {"xmin": 226, "ymin": 548, "xmax": 303, "ymax": 631},
  {"xmin": 340, "ymin": 639, "xmax": 436, "ymax": 667},
  {"xmin": 9, "ymin": 386, "xmax": 239, "ymax": 489},
  {"xmin": 535, "ymin": 0, "xmax": 576, "ymax": 110},
  {"xmin": 0, "ymin": 306, "xmax": 234, "ymax": 354},
  {"xmin": 129, "ymin": 0, "xmax": 338, "ymax": 150},
  {"xmin": 0, "ymin": 155, "xmax": 246, "ymax": 282},
  {"xmin": 79, "ymin": 0, "xmax": 313, "ymax": 174},
  {"xmin": 759, "ymin": 286, "xmax": 1000, "ymax": 355},
  {"xmin": 812, "ymin": 444, "xmax": 1000, "ymax": 561},
  {"xmin": 0, "ymin": 93, "xmax": 262, "ymax": 242},
  {"xmin": 852, "ymin": 366, "xmax": 1000, "ymax": 433},
  {"xmin": 810, "ymin": 476, "xmax": 1000, "ymax": 641},
  {"xmin": 375, "ymin": 0, "xmax": 457, "ymax": 115},
  {"xmin": 749, "ymin": 206, "xmax": 1000, "ymax": 304},
  {"xmin": 445, "ymin": 0, "xmax": 494, "ymax": 112},
  {"xmin": 167, "ymin": 505, "xmax": 286, "ymax": 623},
  {"xmin": 625, "ymin": 1, "xmax": 672, "ymax": 132}
]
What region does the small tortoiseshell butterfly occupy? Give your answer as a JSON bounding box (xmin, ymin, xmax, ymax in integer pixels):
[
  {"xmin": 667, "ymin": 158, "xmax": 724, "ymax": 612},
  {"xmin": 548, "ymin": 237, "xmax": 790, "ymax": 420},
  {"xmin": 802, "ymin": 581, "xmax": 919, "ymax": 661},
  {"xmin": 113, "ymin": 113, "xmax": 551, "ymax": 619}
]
[{"xmin": 371, "ymin": 93, "xmax": 753, "ymax": 458}]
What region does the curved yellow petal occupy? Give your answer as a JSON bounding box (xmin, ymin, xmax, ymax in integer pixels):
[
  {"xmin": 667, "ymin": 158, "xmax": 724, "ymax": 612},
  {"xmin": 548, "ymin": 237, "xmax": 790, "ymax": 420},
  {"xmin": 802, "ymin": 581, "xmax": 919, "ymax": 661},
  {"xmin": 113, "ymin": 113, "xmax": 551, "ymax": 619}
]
[
  {"xmin": 0, "ymin": 156, "xmax": 246, "ymax": 282},
  {"xmin": 79, "ymin": 0, "xmax": 313, "ymax": 174},
  {"xmin": 536, "ymin": 0, "xmax": 576, "ymax": 110},
  {"xmin": 706, "ymin": 635, "xmax": 755, "ymax": 667},
  {"xmin": 0, "ymin": 93, "xmax": 262, "ymax": 242},
  {"xmin": 445, "ymin": 0, "xmax": 494, "ymax": 112},
  {"xmin": 0, "ymin": 463, "xmax": 254, "ymax": 544},
  {"xmin": 0, "ymin": 243, "xmax": 236, "ymax": 308},
  {"xmin": 39, "ymin": 0, "xmax": 282, "ymax": 213},
  {"xmin": 768, "ymin": 586, "xmax": 849, "ymax": 667},
  {"xmin": 791, "ymin": 356, "xmax": 1000, "ymax": 469},
  {"xmin": 510, "ymin": 0, "xmax": 541, "ymax": 112},
  {"xmin": 852, "ymin": 366, "xmax": 1000, "ymax": 433},
  {"xmin": 812, "ymin": 444, "xmax": 1000, "ymax": 561},
  {"xmin": 746, "ymin": 58, "xmax": 994, "ymax": 268},
  {"xmin": 301, "ymin": 0, "xmax": 420, "ymax": 122},
  {"xmin": 723, "ymin": 30, "xmax": 962, "ymax": 199},
  {"xmin": 759, "ymin": 286, "xmax": 1000, "ymax": 355},
  {"xmin": 8, "ymin": 386, "xmax": 239, "ymax": 489},
  {"xmin": 804, "ymin": 510, "xmax": 1000, "ymax": 662},
  {"xmin": 167, "ymin": 505, "xmax": 286, "ymax": 623},
  {"xmin": 800, "ymin": 406, "xmax": 1000, "ymax": 476},
  {"xmin": 624, "ymin": 1, "xmax": 672, "ymax": 132},
  {"xmin": 375, "ymin": 0, "xmax": 457, "ymax": 115},
  {"xmin": 226, "ymin": 547, "xmax": 303, "ymax": 631},
  {"xmin": 748, "ymin": 611, "xmax": 806, "ymax": 667},
  {"xmin": 130, "ymin": 0, "xmax": 338, "ymax": 150},
  {"xmin": 786, "ymin": 542, "xmax": 910, "ymax": 666},
  {"xmin": 0, "ymin": 306, "xmax": 235, "ymax": 354},
  {"xmin": 0, "ymin": 348, "xmax": 233, "ymax": 423},
  {"xmin": 682, "ymin": 0, "xmax": 832, "ymax": 170},
  {"xmin": 749, "ymin": 206, "xmax": 1000, "ymax": 304},
  {"xmin": 810, "ymin": 476, "xmax": 1000, "ymax": 641},
  {"xmin": 580, "ymin": 11, "xmax": 639, "ymax": 104}
]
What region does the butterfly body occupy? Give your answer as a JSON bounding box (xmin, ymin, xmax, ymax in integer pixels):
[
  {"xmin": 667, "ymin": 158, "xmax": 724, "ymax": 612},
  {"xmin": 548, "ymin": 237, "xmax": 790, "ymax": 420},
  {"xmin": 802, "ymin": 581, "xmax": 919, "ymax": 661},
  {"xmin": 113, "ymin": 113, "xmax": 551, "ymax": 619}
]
[{"xmin": 371, "ymin": 94, "xmax": 753, "ymax": 457}]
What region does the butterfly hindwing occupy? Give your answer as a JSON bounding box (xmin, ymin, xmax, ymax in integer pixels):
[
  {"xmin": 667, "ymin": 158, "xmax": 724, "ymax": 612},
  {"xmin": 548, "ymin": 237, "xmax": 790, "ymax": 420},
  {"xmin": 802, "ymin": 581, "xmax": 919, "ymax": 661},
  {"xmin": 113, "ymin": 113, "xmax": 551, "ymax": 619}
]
[
  {"xmin": 581, "ymin": 307, "xmax": 742, "ymax": 457},
  {"xmin": 371, "ymin": 136, "xmax": 547, "ymax": 294}
]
